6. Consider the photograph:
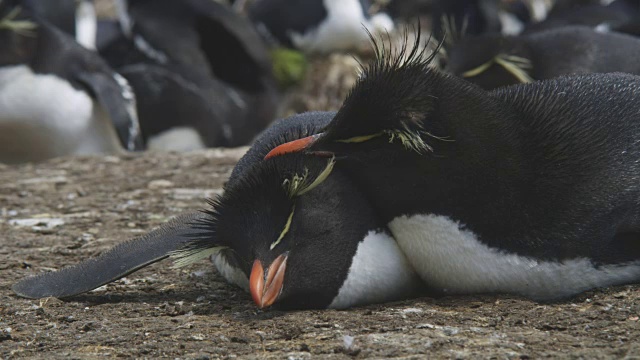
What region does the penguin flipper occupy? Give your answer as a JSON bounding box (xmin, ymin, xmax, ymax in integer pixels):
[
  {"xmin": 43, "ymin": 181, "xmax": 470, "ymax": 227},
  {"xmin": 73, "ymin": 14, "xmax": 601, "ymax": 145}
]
[
  {"xmin": 12, "ymin": 212, "xmax": 206, "ymax": 299},
  {"xmin": 74, "ymin": 71, "xmax": 144, "ymax": 151}
]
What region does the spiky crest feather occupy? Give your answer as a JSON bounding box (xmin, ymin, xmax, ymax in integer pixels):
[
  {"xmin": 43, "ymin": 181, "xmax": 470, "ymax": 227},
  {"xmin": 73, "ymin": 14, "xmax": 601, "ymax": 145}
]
[{"xmin": 321, "ymin": 27, "xmax": 447, "ymax": 154}]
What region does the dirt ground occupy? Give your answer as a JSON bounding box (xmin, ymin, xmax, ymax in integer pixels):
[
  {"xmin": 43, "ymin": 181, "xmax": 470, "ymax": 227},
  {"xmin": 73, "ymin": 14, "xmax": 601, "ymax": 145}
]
[{"xmin": 0, "ymin": 149, "xmax": 638, "ymax": 359}]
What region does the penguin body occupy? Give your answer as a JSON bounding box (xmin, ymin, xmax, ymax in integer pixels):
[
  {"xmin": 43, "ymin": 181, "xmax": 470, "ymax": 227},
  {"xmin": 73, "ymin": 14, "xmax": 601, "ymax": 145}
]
[
  {"xmin": 101, "ymin": 0, "xmax": 279, "ymax": 149},
  {"xmin": 266, "ymin": 36, "xmax": 640, "ymax": 300},
  {"xmin": 0, "ymin": 4, "xmax": 142, "ymax": 164},
  {"xmin": 447, "ymin": 25, "xmax": 640, "ymax": 89},
  {"xmin": 248, "ymin": 0, "xmax": 394, "ymax": 54}
]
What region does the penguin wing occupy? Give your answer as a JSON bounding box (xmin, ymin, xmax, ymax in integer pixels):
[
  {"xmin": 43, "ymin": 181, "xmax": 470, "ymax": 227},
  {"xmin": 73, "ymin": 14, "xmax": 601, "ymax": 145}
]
[
  {"xmin": 12, "ymin": 211, "xmax": 207, "ymax": 299},
  {"xmin": 74, "ymin": 71, "xmax": 144, "ymax": 151}
]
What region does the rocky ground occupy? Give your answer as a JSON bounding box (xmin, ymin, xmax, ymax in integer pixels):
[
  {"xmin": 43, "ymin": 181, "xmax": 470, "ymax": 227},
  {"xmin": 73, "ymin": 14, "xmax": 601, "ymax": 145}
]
[{"xmin": 0, "ymin": 150, "xmax": 639, "ymax": 359}]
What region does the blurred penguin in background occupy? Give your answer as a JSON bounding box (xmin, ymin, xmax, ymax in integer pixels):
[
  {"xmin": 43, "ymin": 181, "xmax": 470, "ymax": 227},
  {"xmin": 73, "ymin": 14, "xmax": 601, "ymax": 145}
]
[
  {"xmin": 429, "ymin": 0, "xmax": 638, "ymax": 41},
  {"xmin": 0, "ymin": 0, "xmax": 143, "ymax": 164},
  {"xmin": 99, "ymin": 0, "xmax": 280, "ymax": 151},
  {"xmin": 431, "ymin": 0, "xmax": 555, "ymax": 41},
  {"xmin": 522, "ymin": 0, "xmax": 640, "ymax": 34},
  {"xmin": 20, "ymin": 0, "xmax": 98, "ymax": 49},
  {"xmin": 248, "ymin": 0, "xmax": 394, "ymax": 54},
  {"xmin": 446, "ymin": 25, "xmax": 640, "ymax": 89}
]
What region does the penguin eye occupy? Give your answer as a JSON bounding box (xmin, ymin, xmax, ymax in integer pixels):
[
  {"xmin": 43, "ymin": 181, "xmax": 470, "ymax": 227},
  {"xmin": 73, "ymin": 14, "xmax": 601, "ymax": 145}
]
[{"xmin": 270, "ymin": 206, "xmax": 295, "ymax": 250}]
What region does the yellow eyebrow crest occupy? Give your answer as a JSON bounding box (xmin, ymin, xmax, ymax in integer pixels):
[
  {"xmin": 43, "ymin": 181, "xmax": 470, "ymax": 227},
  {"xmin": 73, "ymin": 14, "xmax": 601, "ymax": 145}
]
[
  {"xmin": 0, "ymin": 7, "xmax": 37, "ymax": 36},
  {"xmin": 298, "ymin": 157, "xmax": 335, "ymax": 196},
  {"xmin": 462, "ymin": 54, "xmax": 533, "ymax": 84},
  {"xmin": 494, "ymin": 55, "xmax": 533, "ymax": 83},
  {"xmin": 461, "ymin": 60, "xmax": 494, "ymax": 78},
  {"xmin": 336, "ymin": 133, "xmax": 383, "ymax": 144},
  {"xmin": 270, "ymin": 206, "xmax": 295, "ymax": 250}
]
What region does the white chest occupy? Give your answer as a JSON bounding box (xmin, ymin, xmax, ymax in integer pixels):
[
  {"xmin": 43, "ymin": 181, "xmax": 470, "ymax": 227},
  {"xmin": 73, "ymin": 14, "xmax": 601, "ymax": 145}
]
[
  {"xmin": 329, "ymin": 230, "xmax": 423, "ymax": 309},
  {"xmin": 389, "ymin": 214, "xmax": 640, "ymax": 300}
]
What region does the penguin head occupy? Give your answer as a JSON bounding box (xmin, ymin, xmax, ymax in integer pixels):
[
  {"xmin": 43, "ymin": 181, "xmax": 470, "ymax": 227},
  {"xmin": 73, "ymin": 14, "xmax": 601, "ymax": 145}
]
[
  {"xmin": 174, "ymin": 153, "xmax": 420, "ymax": 310},
  {"xmin": 445, "ymin": 34, "xmax": 533, "ymax": 89},
  {"xmin": 264, "ymin": 34, "xmax": 446, "ymax": 161}
]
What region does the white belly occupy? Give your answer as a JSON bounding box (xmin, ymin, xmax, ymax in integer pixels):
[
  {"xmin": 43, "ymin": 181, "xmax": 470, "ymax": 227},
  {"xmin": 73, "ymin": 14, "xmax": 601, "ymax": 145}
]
[
  {"xmin": 389, "ymin": 214, "xmax": 640, "ymax": 300},
  {"xmin": 0, "ymin": 65, "xmax": 122, "ymax": 164}
]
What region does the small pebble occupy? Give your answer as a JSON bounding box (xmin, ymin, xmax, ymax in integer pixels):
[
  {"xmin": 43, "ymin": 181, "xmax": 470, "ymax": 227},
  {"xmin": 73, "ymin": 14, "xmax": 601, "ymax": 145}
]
[{"xmin": 147, "ymin": 179, "xmax": 174, "ymax": 189}]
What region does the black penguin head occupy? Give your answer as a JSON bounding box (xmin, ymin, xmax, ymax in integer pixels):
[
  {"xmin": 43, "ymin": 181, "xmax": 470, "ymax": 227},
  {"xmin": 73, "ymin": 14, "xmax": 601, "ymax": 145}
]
[
  {"xmin": 445, "ymin": 34, "xmax": 533, "ymax": 89},
  {"xmin": 175, "ymin": 153, "xmax": 403, "ymax": 310},
  {"xmin": 264, "ymin": 33, "xmax": 445, "ymax": 160}
]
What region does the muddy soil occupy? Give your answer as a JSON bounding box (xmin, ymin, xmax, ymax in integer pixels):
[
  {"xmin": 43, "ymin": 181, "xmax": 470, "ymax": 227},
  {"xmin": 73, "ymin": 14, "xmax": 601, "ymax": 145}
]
[{"xmin": 0, "ymin": 150, "xmax": 639, "ymax": 359}]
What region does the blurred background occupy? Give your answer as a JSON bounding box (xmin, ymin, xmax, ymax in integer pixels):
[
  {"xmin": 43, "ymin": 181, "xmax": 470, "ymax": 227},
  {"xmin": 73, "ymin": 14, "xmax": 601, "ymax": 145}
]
[{"xmin": 1, "ymin": 0, "xmax": 638, "ymax": 164}]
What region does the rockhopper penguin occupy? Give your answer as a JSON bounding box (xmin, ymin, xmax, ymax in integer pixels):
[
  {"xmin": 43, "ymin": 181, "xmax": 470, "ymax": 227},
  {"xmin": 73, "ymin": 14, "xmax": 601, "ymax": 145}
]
[
  {"xmin": 266, "ymin": 33, "xmax": 640, "ymax": 300},
  {"xmin": 13, "ymin": 112, "xmax": 422, "ymax": 310}
]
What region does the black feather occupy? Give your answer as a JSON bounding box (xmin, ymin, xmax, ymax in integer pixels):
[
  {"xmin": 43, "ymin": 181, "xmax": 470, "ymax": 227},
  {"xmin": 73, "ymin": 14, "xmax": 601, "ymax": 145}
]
[{"xmin": 320, "ymin": 27, "xmax": 444, "ymax": 145}]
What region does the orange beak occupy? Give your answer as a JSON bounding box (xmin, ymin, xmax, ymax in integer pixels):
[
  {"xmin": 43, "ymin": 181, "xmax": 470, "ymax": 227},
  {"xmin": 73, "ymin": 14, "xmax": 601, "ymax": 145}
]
[
  {"xmin": 249, "ymin": 253, "xmax": 288, "ymax": 309},
  {"xmin": 264, "ymin": 133, "xmax": 323, "ymax": 160}
]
